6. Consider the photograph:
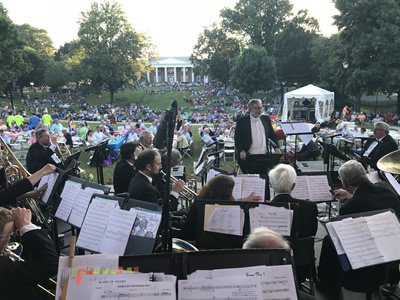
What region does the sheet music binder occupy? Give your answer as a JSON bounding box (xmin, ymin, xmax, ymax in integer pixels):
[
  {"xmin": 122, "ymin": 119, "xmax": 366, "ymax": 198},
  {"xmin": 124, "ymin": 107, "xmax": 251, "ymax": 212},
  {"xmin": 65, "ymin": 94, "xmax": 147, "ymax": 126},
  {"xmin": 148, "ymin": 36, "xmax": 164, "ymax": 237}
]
[
  {"xmin": 326, "ymin": 209, "xmax": 398, "ymax": 272},
  {"xmin": 291, "ymin": 171, "xmax": 335, "ymax": 203},
  {"xmin": 74, "ymin": 193, "xmax": 162, "ymax": 256},
  {"xmin": 51, "ymin": 175, "xmax": 111, "ymax": 216},
  {"xmin": 193, "ymin": 200, "xmax": 298, "ymax": 249}
]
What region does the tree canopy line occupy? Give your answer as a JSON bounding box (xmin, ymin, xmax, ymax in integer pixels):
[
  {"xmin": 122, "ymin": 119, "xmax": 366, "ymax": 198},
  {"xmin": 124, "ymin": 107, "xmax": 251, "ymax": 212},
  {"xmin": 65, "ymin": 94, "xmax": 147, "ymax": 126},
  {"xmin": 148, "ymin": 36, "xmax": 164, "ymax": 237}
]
[{"xmin": 1, "ymin": 0, "xmax": 400, "ymax": 113}]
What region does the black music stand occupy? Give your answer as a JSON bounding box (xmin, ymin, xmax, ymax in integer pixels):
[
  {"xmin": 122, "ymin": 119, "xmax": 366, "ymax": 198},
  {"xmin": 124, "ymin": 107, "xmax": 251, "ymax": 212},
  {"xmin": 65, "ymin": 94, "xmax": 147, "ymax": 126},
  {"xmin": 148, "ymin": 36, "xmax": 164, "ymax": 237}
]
[{"xmin": 85, "ymin": 140, "xmax": 109, "ymax": 185}]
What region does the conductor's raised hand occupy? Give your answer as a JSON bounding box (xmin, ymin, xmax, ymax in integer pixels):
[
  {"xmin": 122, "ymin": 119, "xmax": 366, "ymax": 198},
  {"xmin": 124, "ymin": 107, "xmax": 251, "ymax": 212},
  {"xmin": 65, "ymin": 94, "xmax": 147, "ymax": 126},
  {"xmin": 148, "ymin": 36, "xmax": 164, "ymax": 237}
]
[
  {"xmin": 171, "ymin": 179, "xmax": 185, "ymax": 194},
  {"xmin": 11, "ymin": 207, "xmax": 32, "ymax": 230}
]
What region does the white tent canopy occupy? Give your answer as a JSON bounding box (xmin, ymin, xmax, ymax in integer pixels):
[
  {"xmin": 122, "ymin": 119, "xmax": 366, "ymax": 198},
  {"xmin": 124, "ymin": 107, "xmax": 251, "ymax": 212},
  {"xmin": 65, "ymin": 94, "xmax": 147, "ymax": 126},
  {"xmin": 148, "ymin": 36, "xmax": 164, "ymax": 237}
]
[{"xmin": 281, "ymin": 84, "xmax": 334, "ymax": 123}]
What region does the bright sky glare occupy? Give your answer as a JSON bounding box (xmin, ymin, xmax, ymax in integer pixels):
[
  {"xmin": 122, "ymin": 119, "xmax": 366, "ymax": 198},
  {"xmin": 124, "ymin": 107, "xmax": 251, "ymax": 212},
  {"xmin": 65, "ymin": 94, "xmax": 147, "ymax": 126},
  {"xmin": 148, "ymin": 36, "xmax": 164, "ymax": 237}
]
[{"xmin": 1, "ymin": 0, "xmax": 338, "ymax": 57}]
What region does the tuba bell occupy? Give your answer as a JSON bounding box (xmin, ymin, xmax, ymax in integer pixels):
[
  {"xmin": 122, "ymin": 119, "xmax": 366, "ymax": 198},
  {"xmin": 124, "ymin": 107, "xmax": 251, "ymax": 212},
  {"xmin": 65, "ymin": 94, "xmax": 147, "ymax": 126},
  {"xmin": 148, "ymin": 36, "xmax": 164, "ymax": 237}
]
[{"xmin": 377, "ymin": 149, "xmax": 400, "ymax": 174}]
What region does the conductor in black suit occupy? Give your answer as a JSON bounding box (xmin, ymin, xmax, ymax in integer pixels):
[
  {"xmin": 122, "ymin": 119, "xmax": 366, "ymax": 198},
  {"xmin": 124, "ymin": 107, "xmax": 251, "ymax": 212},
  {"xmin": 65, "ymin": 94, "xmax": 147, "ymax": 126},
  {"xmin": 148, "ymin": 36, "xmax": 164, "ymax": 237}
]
[
  {"xmin": 128, "ymin": 149, "xmax": 184, "ymax": 211},
  {"xmin": 362, "ymin": 121, "xmax": 398, "ymax": 170},
  {"xmin": 113, "ymin": 142, "xmax": 142, "ymax": 195},
  {"xmin": 0, "ymin": 207, "xmax": 58, "ymax": 300}
]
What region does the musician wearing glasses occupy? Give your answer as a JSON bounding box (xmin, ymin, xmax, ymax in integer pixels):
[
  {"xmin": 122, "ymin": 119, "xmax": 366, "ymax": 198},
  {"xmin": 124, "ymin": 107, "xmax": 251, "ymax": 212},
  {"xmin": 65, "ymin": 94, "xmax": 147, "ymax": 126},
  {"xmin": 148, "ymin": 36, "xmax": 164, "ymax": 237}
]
[
  {"xmin": 0, "ymin": 207, "xmax": 58, "ymax": 299},
  {"xmin": 362, "ymin": 121, "xmax": 398, "ymax": 170},
  {"xmin": 26, "ymin": 127, "xmax": 62, "ymax": 174},
  {"xmin": 128, "ymin": 149, "xmax": 184, "ymax": 211}
]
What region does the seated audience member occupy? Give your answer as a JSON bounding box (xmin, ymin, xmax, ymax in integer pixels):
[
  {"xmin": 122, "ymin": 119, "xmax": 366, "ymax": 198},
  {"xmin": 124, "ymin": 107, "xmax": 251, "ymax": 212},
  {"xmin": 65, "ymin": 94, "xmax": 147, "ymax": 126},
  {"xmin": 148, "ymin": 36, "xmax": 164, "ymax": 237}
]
[
  {"xmin": 318, "ymin": 160, "xmax": 400, "ymax": 295},
  {"xmin": 62, "ymin": 128, "xmax": 73, "ymax": 148},
  {"xmin": 113, "ymin": 142, "xmax": 142, "ymax": 195},
  {"xmin": 138, "ymin": 130, "xmax": 153, "ymax": 150},
  {"xmin": 0, "ymin": 207, "xmax": 58, "ymax": 299},
  {"xmin": 181, "ymin": 174, "xmax": 261, "ymax": 241},
  {"xmin": 287, "ymin": 140, "xmax": 321, "ymax": 162},
  {"xmin": 311, "ymin": 122, "xmax": 321, "ymax": 137},
  {"xmin": 0, "ymin": 129, "xmax": 10, "ymax": 145},
  {"xmin": 201, "ymin": 128, "xmax": 214, "ymax": 146},
  {"xmin": 176, "ymin": 131, "xmax": 189, "ymax": 151}
]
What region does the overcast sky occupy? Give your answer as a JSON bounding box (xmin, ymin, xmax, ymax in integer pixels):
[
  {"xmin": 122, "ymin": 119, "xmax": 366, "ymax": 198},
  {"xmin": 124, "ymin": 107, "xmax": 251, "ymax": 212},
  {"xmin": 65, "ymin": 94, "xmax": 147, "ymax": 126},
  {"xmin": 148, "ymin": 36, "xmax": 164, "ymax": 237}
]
[{"xmin": 1, "ymin": 0, "xmax": 339, "ymax": 56}]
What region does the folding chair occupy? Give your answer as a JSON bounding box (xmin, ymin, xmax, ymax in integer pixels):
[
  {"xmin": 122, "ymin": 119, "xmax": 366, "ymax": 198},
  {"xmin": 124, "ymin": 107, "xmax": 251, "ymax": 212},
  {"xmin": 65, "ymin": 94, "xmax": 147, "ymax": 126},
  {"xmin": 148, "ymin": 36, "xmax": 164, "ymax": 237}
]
[{"xmin": 223, "ymin": 139, "xmax": 235, "ymax": 162}]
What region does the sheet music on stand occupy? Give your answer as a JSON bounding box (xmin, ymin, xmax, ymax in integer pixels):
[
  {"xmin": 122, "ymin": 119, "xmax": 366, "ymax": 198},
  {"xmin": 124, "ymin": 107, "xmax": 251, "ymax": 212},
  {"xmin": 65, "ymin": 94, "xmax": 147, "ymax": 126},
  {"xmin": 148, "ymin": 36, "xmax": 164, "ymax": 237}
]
[
  {"xmin": 326, "ymin": 209, "xmax": 400, "ymax": 271},
  {"xmin": 54, "ymin": 177, "xmax": 110, "ymax": 227},
  {"xmin": 38, "ymin": 172, "xmax": 60, "ymax": 204},
  {"xmin": 249, "ymin": 205, "xmax": 293, "ymax": 236},
  {"xmin": 203, "ymin": 204, "xmax": 245, "ymax": 236},
  {"xmin": 281, "ymin": 122, "xmax": 313, "ymax": 145},
  {"xmin": 232, "ymin": 175, "xmax": 265, "ymax": 201},
  {"xmin": 291, "ymin": 172, "xmax": 333, "ymax": 202}
]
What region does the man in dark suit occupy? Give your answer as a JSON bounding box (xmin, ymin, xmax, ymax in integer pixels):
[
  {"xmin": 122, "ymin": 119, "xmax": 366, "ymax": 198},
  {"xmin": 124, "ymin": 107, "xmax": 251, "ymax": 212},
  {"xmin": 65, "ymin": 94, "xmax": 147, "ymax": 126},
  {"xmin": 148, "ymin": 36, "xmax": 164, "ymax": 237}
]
[
  {"xmin": 318, "ymin": 160, "xmax": 400, "ymax": 295},
  {"xmin": 0, "ymin": 207, "xmax": 58, "ymax": 300},
  {"xmin": 113, "ymin": 142, "xmax": 142, "ymax": 195},
  {"xmin": 269, "ymin": 164, "xmax": 318, "ymax": 238},
  {"xmin": 362, "ymin": 121, "xmax": 398, "ymax": 170},
  {"xmin": 26, "ymin": 128, "xmax": 62, "ymax": 174},
  {"xmin": 128, "ymin": 149, "xmax": 184, "ymax": 211},
  {"xmin": 235, "ymin": 99, "xmax": 280, "ymax": 170},
  {"xmin": 269, "ymin": 164, "xmax": 318, "ymax": 285}
]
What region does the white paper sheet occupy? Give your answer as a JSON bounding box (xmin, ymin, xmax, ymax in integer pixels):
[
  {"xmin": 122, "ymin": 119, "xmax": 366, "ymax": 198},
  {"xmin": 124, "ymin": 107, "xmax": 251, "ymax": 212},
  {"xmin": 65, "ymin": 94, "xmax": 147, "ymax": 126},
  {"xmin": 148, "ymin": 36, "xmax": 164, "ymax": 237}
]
[
  {"xmin": 384, "ymin": 172, "xmax": 400, "ymax": 195},
  {"xmin": 99, "ymin": 208, "xmax": 137, "ymax": 255},
  {"xmin": 38, "ymin": 172, "xmax": 59, "ymax": 204},
  {"xmin": 249, "ymin": 205, "xmax": 293, "ymax": 236},
  {"xmin": 55, "ymin": 181, "xmax": 81, "ymax": 221},
  {"xmin": 76, "ymin": 199, "xmax": 118, "ymax": 252},
  {"xmin": 204, "ymin": 205, "xmax": 243, "ymax": 236},
  {"xmin": 291, "ymin": 175, "xmax": 332, "ymax": 202}
]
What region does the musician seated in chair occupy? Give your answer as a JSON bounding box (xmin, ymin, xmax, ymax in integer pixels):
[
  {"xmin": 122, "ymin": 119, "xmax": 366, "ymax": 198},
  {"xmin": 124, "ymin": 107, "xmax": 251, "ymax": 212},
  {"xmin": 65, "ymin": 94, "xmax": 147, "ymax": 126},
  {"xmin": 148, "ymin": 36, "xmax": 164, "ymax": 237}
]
[
  {"xmin": 181, "ymin": 174, "xmax": 261, "ymax": 241},
  {"xmin": 128, "ymin": 149, "xmax": 184, "ymax": 211},
  {"xmin": 0, "ymin": 207, "xmax": 58, "ymax": 300},
  {"xmin": 361, "ymin": 121, "xmax": 398, "ymax": 170},
  {"xmin": 0, "ymin": 164, "xmax": 56, "ymax": 208}
]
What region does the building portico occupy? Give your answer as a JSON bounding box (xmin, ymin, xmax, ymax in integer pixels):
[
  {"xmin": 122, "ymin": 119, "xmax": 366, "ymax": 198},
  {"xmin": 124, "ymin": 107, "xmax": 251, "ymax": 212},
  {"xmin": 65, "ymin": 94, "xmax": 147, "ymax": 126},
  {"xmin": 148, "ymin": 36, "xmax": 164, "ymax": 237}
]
[{"xmin": 147, "ymin": 57, "xmax": 208, "ymax": 83}]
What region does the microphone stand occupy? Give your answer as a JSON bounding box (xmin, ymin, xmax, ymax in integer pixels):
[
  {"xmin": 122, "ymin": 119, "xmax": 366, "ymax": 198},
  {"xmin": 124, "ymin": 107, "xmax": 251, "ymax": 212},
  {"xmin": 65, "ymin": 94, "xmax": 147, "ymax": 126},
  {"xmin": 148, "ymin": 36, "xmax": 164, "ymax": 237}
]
[{"xmin": 161, "ymin": 104, "xmax": 177, "ymax": 252}]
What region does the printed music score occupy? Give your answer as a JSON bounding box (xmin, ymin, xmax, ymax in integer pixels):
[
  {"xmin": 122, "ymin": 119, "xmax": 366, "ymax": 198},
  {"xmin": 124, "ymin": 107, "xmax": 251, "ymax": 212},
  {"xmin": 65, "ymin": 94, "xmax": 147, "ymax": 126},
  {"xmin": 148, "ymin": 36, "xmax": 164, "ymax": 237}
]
[
  {"xmin": 232, "ymin": 176, "xmax": 265, "ymax": 201},
  {"xmin": 204, "ymin": 205, "xmax": 244, "ymax": 236},
  {"xmin": 326, "ymin": 211, "xmax": 400, "ymax": 270},
  {"xmin": 291, "ymin": 175, "xmax": 333, "ymax": 202},
  {"xmin": 249, "ymin": 205, "xmax": 293, "ymax": 236},
  {"xmin": 38, "ymin": 172, "xmax": 59, "ymax": 204}
]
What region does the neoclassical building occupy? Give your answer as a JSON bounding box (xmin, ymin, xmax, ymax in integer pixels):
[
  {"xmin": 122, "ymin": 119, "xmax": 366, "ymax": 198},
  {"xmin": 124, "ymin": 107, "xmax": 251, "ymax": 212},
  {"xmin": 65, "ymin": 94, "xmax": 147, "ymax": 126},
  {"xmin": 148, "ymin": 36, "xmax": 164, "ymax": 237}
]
[{"xmin": 146, "ymin": 57, "xmax": 208, "ymax": 83}]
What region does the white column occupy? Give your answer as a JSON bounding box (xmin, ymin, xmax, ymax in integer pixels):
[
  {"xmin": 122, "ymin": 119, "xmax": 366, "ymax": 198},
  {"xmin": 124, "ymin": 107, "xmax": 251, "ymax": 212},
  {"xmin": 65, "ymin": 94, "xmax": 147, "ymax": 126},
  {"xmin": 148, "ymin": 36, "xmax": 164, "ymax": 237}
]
[
  {"xmin": 191, "ymin": 70, "xmax": 195, "ymax": 82},
  {"xmin": 182, "ymin": 67, "xmax": 186, "ymax": 82},
  {"xmin": 155, "ymin": 67, "xmax": 159, "ymax": 82},
  {"xmin": 146, "ymin": 71, "xmax": 150, "ymax": 82},
  {"xmin": 164, "ymin": 67, "xmax": 168, "ymax": 82},
  {"xmin": 173, "ymin": 67, "xmax": 177, "ymax": 82}
]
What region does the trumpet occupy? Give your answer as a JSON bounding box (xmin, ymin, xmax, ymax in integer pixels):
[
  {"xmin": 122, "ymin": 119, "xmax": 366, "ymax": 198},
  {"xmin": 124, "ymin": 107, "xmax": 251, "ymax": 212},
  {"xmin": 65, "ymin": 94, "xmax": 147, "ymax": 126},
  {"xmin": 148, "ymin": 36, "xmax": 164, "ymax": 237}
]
[
  {"xmin": 2, "ymin": 242, "xmax": 56, "ymax": 297},
  {"xmin": 160, "ymin": 170, "xmax": 197, "ymax": 210}
]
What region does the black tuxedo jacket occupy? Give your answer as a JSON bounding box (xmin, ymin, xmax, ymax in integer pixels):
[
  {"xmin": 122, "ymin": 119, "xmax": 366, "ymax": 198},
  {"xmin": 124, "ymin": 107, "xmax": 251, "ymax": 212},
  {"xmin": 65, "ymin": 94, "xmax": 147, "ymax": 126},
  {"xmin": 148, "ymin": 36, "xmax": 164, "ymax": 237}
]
[
  {"xmin": 26, "ymin": 142, "xmax": 60, "ymax": 174},
  {"xmin": 234, "ymin": 115, "xmax": 278, "ymax": 159},
  {"xmin": 271, "ymin": 194, "xmax": 318, "ymax": 238},
  {"xmin": 363, "ymin": 134, "xmax": 398, "ymax": 169},
  {"xmin": 128, "ymin": 172, "xmax": 178, "ymax": 211},
  {"xmin": 340, "ymin": 181, "xmax": 400, "ymax": 217},
  {"xmin": 0, "ymin": 229, "xmax": 58, "ymax": 300},
  {"xmin": 0, "ymin": 178, "xmax": 33, "ymax": 207},
  {"xmin": 113, "ymin": 159, "xmax": 137, "ymax": 195}
]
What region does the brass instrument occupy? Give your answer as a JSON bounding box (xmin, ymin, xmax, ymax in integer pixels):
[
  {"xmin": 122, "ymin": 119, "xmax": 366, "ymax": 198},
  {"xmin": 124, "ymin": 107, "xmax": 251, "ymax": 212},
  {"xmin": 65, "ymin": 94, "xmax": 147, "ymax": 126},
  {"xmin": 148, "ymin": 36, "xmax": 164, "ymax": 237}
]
[
  {"xmin": 160, "ymin": 170, "xmax": 197, "ymax": 210},
  {"xmin": 2, "ymin": 242, "xmax": 56, "ymax": 297},
  {"xmin": 377, "ymin": 149, "xmax": 400, "ymax": 174},
  {"xmin": 0, "ymin": 138, "xmax": 46, "ymax": 226}
]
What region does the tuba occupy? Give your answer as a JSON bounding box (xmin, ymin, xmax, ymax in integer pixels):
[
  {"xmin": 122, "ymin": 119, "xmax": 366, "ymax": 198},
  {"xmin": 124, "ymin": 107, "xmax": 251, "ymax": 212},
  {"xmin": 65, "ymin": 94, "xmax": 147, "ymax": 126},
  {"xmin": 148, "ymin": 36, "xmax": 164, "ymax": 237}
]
[{"xmin": 0, "ymin": 138, "xmax": 46, "ymax": 226}]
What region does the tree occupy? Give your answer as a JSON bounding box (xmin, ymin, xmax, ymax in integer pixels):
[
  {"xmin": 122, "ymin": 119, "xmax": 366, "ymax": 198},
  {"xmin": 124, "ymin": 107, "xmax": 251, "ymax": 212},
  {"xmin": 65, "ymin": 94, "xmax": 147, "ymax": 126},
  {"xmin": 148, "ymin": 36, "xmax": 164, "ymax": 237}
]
[
  {"xmin": 0, "ymin": 4, "xmax": 25, "ymax": 88},
  {"xmin": 275, "ymin": 10, "xmax": 319, "ymax": 86},
  {"xmin": 221, "ymin": 0, "xmax": 292, "ymax": 55},
  {"xmin": 230, "ymin": 45, "xmax": 275, "ymax": 96},
  {"xmin": 78, "ymin": 1, "xmax": 153, "ymax": 103},
  {"xmin": 334, "ymin": 0, "xmax": 400, "ymax": 113},
  {"xmin": 191, "ymin": 24, "xmax": 241, "ymax": 84}
]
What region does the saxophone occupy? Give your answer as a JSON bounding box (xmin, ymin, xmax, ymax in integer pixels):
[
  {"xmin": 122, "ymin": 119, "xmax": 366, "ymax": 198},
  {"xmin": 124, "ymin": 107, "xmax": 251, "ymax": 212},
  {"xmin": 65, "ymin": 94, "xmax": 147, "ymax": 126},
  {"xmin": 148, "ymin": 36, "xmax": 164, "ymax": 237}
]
[{"xmin": 0, "ymin": 138, "xmax": 46, "ymax": 226}]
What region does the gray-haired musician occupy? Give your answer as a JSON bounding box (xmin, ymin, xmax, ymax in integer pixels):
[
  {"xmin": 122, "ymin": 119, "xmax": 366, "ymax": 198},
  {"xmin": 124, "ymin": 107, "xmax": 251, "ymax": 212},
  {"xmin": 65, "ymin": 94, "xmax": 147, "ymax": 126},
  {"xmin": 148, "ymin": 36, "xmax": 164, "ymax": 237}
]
[
  {"xmin": 0, "ymin": 207, "xmax": 58, "ymax": 300},
  {"xmin": 362, "ymin": 121, "xmax": 398, "ymax": 170},
  {"xmin": 26, "ymin": 128, "xmax": 62, "ymax": 174},
  {"xmin": 128, "ymin": 149, "xmax": 184, "ymax": 211}
]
